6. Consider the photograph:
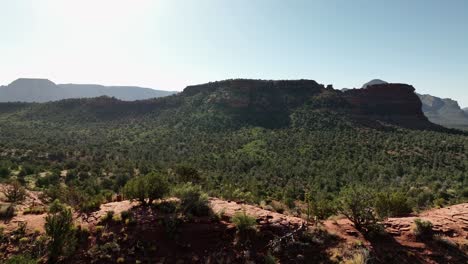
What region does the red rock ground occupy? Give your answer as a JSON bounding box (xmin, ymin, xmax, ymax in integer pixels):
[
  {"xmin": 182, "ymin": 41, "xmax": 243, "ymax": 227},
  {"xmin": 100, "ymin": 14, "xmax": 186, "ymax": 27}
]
[{"xmin": 1, "ymin": 188, "xmax": 467, "ymax": 263}]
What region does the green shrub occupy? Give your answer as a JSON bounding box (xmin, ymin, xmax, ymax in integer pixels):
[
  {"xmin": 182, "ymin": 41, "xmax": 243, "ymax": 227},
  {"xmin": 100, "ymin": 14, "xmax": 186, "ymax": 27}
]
[
  {"xmin": 120, "ymin": 210, "xmax": 131, "ymax": 220},
  {"xmin": 174, "ymin": 165, "xmax": 202, "ymax": 184},
  {"xmin": 77, "ymin": 226, "xmax": 90, "ymax": 243},
  {"xmin": 219, "ymin": 184, "xmax": 255, "ymax": 203},
  {"xmin": 78, "ymin": 197, "xmax": 103, "ymax": 214},
  {"xmin": 23, "ymin": 206, "xmax": 46, "ymax": 215},
  {"xmin": 232, "ymin": 210, "xmax": 257, "ymax": 233},
  {"xmin": 100, "ymin": 210, "xmax": 115, "ymax": 223},
  {"xmin": 45, "ymin": 200, "xmax": 76, "ymax": 262},
  {"xmin": 270, "ymin": 200, "xmax": 287, "ymax": 214},
  {"xmin": 19, "ymin": 237, "xmax": 29, "ymax": 244},
  {"xmin": 413, "ymin": 218, "xmax": 433, "ymax": 240},
  {"xmin": 374, "ymin": 192, "xmax": 412, "ymax": 218},
  {"xmin": 154, "ymin": 200, "xmax": 178, "ymax": 213},
  {"xmin": 343, "ymin": 249, "xmax": 370, "ymax": 264},
  {"xmin": 305, "ymin": 192, "xmax": 336, "ymax": 220},
  {"xmin": 95, "ymin": 225, "xmax": 105, "ymax": 234},
  {"xmin": 337, "ymin": 185, "xmax": 377, "ymax": 232},
  {"xmin": 5, "ymin": 254, "xmax": 37, "ymax": 264},
  {"xmin": 124, "ymin": 218, "xmax": 136, "ymax": 226},
  {"xmin": 172, "ymin": 183, "xmax": 210, "ymax": 216},
  {"xmin": 2, "ymin": 181, "xmax": 26, "ymax": 203},
  {"xmin": 264, "ymin": 251, "xmax": 278, "ymax": 264},
  {"xmin": 112, "ymin": 214, "xmax": 122, "ymax": 223}
]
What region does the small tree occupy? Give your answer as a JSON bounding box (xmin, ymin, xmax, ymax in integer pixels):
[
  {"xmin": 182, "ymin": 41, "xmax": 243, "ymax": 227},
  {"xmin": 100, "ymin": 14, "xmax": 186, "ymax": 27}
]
[
  {"xmin": 337, "ymin": 185, "xmax": 378, "ymax": 232},
  {"xmin": 45, "ymin": 200, "xmax": 76, "ymax": 263},
  {"xmin": 2, "ymin": 180, "xmax": 26, "ymax": 203},
  {"xmin": 305, "ymin": 190, "xmax": 336, "ymax": 221},
  {"xmin": 123, "ymin": 176, "xmax": 147, "ymax": 205},
  {"xmin": 145, "ymin": 172, "xmax": 170, "ymax": 205},
  {"xmin": 123, "ymin": 172, "xmax": 170, "ymax": 205}
]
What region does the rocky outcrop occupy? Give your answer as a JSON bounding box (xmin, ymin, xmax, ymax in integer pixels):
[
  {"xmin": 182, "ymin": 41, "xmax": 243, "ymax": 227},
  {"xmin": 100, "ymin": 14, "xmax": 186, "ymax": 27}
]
[
  {"xmin": 418, "ymin": 94, "xmax": 468, "ymax": 129},
  {"xmin": 343, "ymin": 83, "xmax": 438, "ymax": 129},
  {"xmin": 183, "ymin": 79, "xmax": 325, "ymax": 108},
  {"xmin": 182, "ymin": 79, "xmax": 327, "ymax": 128},
  {"xmin": 182, "ymin": 79, "xmax": 441, "ymax": 130}
]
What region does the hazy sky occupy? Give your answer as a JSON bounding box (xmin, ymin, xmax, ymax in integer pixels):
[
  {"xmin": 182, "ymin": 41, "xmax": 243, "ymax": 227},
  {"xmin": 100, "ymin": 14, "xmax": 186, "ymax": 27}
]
[{"xmin": 1, "ymin": 0, "xmax": 467, "ymax": 106}]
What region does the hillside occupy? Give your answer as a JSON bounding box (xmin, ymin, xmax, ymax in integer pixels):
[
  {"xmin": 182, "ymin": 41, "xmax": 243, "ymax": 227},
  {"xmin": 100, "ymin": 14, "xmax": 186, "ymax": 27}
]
[
  {"xmin": 0, "ymin": 78, "xmax": 176, "ymax": 102},
  {"xmin": 0, "ymin": 79, "xmax": 465, "ymax": 202}
]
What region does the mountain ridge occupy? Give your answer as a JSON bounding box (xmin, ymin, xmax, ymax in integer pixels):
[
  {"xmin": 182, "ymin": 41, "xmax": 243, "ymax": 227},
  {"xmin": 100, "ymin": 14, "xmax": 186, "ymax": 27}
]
[
  {"xmin": 1, "ymin": 78, "xmax": 445, "ymax": 132},
  {"xmin": 0, "ymin": 78, "xmax": 176, "ymax": 102}
]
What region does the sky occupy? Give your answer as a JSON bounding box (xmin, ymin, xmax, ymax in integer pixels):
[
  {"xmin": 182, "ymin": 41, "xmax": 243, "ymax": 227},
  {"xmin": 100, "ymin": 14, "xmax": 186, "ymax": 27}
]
[{"xmin": 0, "ymin": 0, "xmax": 467, "ymax": 106}]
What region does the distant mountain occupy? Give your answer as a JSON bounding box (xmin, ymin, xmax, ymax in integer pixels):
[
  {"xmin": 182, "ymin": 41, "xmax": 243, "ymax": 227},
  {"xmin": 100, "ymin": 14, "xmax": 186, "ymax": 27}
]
[
  {"xmin": 417, "ymin": 94, "xmax": 468, "ymax": 130},
  {"xmin": 0, "ymin": 78, "xmax": 176, "ymax": 102},
  {"xmin": 463, "ymin": 107, "xmax": 468, "ymax": 114},
  {"xmin": 361, "ymin": 79, "xmax": 388, "ymax": 88}
]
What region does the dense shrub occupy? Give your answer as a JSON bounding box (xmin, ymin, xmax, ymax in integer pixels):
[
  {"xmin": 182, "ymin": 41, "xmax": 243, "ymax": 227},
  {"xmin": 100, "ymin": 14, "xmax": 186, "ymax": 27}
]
[
  {"xmin": 374, "ymin": 192, "xmax": 412, "ymax": 218},
  {"xmin": 172, "ymin": 183, "xmax": 210, "ymax": 216},
  {"xmin": 232, "ymin": 211, "xmax": 257, "ymax": 233},
  {"xmin": 413, "ymin": 218, "xmax": 433, "ymax": 240}
]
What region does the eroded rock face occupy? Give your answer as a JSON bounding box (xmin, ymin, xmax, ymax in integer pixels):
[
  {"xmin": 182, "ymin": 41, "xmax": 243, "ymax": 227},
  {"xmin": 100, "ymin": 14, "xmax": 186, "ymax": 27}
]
[
  {"xmin": 183, "ymin": 79, "xmax": 442, "ymax": 130},
  {"xmin": 183, "ymin": 79, "xmax": 325, "ymax": 108},
  {"xmin": 182, "ymin": 79, "xmax": 327, "ymax": 128},
  {"xmin": 418, "ymin": 93, "xmax": 468, "ymax": 129},
  {"xmin": 343, "ymin": 83, "xmax": 438, "ymax": 129}
]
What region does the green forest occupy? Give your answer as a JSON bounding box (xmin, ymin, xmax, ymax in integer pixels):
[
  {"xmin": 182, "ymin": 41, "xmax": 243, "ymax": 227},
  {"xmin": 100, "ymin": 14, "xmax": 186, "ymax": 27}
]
[{"xmin": 0, "ymin": 81, "xmax": 466, "ymax": 217}]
